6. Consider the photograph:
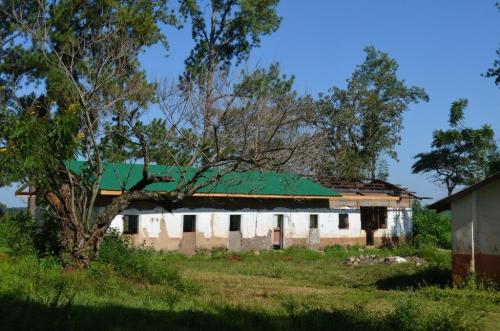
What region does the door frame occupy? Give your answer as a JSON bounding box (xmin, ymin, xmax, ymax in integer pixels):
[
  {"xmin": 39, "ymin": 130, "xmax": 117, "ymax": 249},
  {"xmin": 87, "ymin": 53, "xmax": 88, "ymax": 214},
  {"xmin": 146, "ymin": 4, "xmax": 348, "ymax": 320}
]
[{"xmin": 273, "ymin": 214, "xmax": 284, "ymax": 249}]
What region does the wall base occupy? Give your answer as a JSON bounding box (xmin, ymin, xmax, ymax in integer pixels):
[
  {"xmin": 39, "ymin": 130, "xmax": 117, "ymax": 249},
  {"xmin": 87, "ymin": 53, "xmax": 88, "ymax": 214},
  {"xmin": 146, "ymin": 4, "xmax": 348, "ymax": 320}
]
[{"xmin": 452, "ymin": 253, "xmax": 500, "ymax": 283}]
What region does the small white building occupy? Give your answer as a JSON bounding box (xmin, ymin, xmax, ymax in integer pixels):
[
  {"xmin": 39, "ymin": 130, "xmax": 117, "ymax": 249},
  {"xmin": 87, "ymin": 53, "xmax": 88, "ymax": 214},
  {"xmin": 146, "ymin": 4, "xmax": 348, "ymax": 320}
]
[
  {"xmin": 84, "ymin": 162, "xmax": 415, "ymax": 254},
  {"xmin": 430, "ymin": 172, "xmax": 500, "ymax": 283}
]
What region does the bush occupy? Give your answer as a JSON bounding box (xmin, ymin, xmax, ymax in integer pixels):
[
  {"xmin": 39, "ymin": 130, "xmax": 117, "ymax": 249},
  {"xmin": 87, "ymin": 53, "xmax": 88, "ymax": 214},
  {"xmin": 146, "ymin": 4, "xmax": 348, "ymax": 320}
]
[
  {"xmin": 385, "ymin": 297, "xmax": 470, "ymax": 331},
  {"xmin": 98, "ymin": 231, "xmax": 185, "ymax": 289},
  {"xmin": 0, "ymin": 212, "xmax": 36, "ymax": 256},
  {"xmin": 411, "ymin": 201, "xmax": 451, "ymax": 249},
  {"xmin": 416, "ymin": 245, "xmax": 451, "ymax": 266},
  {"xmin": 0, "ymin": 201, "xmax": 6, "ymax": 218},
  {"xmin": 0, "ymin": 212, "xmax": 61, "ymax": 257}
]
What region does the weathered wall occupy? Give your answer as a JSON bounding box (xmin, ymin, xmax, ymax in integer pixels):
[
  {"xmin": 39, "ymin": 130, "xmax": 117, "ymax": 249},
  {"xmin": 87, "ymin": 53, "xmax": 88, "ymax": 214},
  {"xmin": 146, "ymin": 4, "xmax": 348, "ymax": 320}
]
[
  {"xmin": 451, "ymin": 180, "xmax": 500, "ymax": 283},
  {"xmin": 108, "ymin": 204, "xmax": 413, "ymax": 252}
]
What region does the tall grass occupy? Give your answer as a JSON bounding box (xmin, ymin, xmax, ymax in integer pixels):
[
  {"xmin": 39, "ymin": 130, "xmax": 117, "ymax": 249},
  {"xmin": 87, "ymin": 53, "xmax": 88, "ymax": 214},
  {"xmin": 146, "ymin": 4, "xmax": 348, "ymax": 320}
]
[{"xmin": 0, "ymin": 243, "xmax": 495, "ymax": 330}]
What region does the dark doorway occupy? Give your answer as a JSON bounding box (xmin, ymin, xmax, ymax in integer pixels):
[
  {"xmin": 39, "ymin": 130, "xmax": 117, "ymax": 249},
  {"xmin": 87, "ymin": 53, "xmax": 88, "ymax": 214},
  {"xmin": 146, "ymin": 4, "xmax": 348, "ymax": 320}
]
[
  {"xmin": 360, "ymin": 207, "xmax": 387, "ymax": 246},
  {"xmin": 273, "ymin": 214, "xmax": 284, "ymax": 249}
]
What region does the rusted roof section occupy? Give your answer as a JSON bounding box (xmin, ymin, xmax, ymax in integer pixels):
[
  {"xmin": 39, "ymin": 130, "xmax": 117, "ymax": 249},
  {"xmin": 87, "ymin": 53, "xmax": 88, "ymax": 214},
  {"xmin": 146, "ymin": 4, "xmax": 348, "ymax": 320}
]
[
  {"xmin": 320, "ymin": 178, "xmax": 419, "ymax": 197},
  {"xmin": 428, "ymin": 172, "xmax": 500, "ymax": 212}
]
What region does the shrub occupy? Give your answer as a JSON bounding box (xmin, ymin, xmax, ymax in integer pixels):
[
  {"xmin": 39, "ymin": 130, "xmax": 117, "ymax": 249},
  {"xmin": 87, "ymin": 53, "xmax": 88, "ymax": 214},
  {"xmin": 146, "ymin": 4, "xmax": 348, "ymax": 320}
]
[
  {"xmin": 385, "ymin": 297, "xmax": 472, "ymax": 331},
  {"xmin": 98, "ymin": 231, "xmax": 184, "ymax": 288},
  {"xmin": 391, "ymin": 243, "xmax": 417, "ymax": 257},
  {"xmin": 0, "ymin": 201, "xmax": 6, "ymax": 218},
  {"xmin": 0, "ymin": 212, "xmax": 61, "ymax": 258},
  {"xmin": 0, "ymin": 212, "xmax": 36, "ymax": 256},
  {"xmin": 411, "ymin": 201, "xmax": 451, "ymax": 249},
  {"xmin": 416, "ymin": 245, "xmax": 451, "ymax": 266}
]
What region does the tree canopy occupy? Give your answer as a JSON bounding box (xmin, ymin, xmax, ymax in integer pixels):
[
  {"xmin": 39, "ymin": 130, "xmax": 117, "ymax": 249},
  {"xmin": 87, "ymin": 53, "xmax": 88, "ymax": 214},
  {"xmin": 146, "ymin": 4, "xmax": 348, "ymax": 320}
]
[
  {"xmin": 0, "ymin": 0, "xmax": 304, "ymax": 266},
  {"xmin": 179, "ymin": 0, "xmax": 281, "ymax": 81},
  {"xmin": 315, "ymin": 46, "xmax": 429, "ymax": 181},
  {"xmin": 484, "ymin": 3, "xmax": 500, "ymax": 87},
  {"xmin": 412, "ymin": 99, "xmax": 498, "ymax": 195}
]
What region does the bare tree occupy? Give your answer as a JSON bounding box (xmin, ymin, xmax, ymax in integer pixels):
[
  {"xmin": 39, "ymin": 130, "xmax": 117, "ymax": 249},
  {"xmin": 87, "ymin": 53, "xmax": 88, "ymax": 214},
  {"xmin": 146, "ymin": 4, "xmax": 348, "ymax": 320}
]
[{"xmin": 0, "ymin": 2, "xmax": 304, "ymax": 266}]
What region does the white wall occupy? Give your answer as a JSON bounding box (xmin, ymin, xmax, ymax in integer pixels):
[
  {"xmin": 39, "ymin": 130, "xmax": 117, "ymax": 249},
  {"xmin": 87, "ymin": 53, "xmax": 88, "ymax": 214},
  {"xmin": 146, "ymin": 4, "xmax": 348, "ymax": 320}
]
[
  {"xmin": 388, "ymin": 208, "xmax": 412, "ymax": 237},
  {"xmin": 109, "ymin": 206, "xmax": 412, "ymax": 243},
  {"xmin": 451, "ymin": 179, "xmax": 500, "ymax": 256}
]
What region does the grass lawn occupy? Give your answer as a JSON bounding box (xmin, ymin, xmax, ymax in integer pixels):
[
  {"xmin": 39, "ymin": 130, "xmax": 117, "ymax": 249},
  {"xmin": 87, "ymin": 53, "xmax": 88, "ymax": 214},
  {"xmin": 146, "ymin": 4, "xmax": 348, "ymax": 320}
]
[{"xmin": 0, "ymin": 245, "xmax": 498, "ymax": 330}]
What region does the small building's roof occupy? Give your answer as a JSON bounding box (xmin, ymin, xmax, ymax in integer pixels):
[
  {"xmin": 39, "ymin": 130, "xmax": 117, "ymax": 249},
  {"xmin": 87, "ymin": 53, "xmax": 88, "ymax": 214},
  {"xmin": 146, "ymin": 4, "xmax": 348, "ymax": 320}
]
[
  {"xmin": 428, "ymin": 172, "xmax": 500, "ymax": 212},
  {"xmin": 66, "ymin": 161, "xmax": 340, "ymax": 199}
]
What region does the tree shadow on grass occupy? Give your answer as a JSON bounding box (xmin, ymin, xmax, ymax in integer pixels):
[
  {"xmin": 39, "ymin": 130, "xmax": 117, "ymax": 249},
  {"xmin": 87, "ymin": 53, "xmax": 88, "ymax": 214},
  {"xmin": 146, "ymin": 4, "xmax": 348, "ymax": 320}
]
[
  {"xmin": 0, "ymin": 294, "xmax": 385, "ymax": 331},
  {"xmin": 375, "ymin": 266, "xmax": 452, "ymax": 290}
]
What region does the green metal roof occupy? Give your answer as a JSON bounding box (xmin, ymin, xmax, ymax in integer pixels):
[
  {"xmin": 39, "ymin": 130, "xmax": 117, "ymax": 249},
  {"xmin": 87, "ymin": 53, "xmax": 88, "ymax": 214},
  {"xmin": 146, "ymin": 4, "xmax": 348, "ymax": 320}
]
[{"xmin": 66, "ymin": 160, "xmax": 340, "ymax": 198}]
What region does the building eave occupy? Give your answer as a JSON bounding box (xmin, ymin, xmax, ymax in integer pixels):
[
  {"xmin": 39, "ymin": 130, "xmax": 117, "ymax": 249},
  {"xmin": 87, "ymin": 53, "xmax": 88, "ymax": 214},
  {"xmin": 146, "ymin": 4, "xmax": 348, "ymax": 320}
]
[{"xmin": 428, "ymin": 172, "xmax": 500, "ymax": 212}]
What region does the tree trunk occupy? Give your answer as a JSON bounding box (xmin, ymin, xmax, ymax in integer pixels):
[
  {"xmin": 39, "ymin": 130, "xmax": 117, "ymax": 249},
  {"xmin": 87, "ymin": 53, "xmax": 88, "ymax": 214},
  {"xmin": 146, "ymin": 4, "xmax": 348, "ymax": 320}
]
[
  {"xmin": 28, "ymin": 185, "xmax": 36, "ymax": 218},
  {"xmin": 56, "ymin": 213, "xmax": 111, "ymax": 269}
]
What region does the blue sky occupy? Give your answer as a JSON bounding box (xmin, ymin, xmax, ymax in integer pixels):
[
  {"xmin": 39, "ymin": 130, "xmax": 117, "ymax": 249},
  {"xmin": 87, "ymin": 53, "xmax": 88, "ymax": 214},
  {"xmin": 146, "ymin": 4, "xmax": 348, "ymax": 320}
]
[{"xmin": 1, "ymin": 0, "xmax": 499, "ymax": 206}]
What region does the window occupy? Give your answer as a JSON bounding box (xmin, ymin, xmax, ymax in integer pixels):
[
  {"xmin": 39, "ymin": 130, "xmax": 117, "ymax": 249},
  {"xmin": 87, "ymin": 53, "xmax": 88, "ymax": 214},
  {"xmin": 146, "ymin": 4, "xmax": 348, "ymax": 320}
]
[
  {"xmin": 183, "ymin": 215, "xmax": 196, "ymax": 232},
  {"xmin": 309, "ymin": 214, "xmax": 318, "ymax": 229},
  {"xmin": 229, "ymin": 215, "xmax": 241, "ymax": 231},
  {"xmin": 123, "ymin": 215, "xmax": 139, "ymax": 234},
  {"xmin": 339, "ymin": 213, "xmax": 349, "ymax": 229}
]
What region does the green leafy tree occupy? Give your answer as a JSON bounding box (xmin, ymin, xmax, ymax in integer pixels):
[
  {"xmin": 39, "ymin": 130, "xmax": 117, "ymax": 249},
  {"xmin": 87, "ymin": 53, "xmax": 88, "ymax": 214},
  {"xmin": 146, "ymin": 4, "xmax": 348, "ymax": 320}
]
[
  {"xmin": 316, "ymin": 46, "xmax": 429, "ymax": 180},
  {"xmin": 484, "ymin": 3, "xmax": 500, "ymax": 87},
  {"xmin": 0, "ymin": 0, "xmax": 175, "ymax": 265},
  {"xmin": 0, "ymin": 1, "xmax": 301, "ymax": 267},
  {"xmin": 180, "ymin": 0, "xmax": 281, "ymax": 80},
  {"xmin": 137, "ymin": 119, "xmax": 198, "ymax": 166},
  {"xmin": 412, "ymin": 99, "xmax": 498, "ymax": 195}
]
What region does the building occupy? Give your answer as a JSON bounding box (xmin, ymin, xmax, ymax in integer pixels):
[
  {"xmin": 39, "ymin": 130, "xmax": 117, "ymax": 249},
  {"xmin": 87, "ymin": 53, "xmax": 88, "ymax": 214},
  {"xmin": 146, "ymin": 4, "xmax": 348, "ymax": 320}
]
[
  {"xmin": 18, "ymin": 161, "xmax": 415, "ymax": 253},
  {"xmin": 429, "ymin": 172, "xmax": 500, "ymax": 283},
  {"xmin": 324, "ymin": 179, "xmax": 415, "ymax": 247}
]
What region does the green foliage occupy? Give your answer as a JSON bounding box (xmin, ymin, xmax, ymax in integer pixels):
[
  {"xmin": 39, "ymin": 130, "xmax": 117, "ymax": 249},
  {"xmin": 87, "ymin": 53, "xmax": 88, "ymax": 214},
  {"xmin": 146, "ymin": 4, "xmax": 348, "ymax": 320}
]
[
  {"xmin": 237, "ymin": 63, "xmax": 295, "ymax": 99},
  {"xmin": 0, "ymin": 103, "xmax": 81, "ymax": 190},
  {"xmin": 0, "ymin": 0, "xmax": 179, "ymax": 265},
  {"xmin": 411, "ymin": 201, "xmax": 451, "ymax": 249},
  {"xmin": 0, "ymin": 213, "xmax": 36, "ymax": 256},
  {"xmin": 376, "ymin": 158, "xmax": 390, "ymax": 181},
  {"xmin": 459, "ymin": 273, "xmax": 500, "ymax": 291},
  {"xmin": 488, "ymin": 155, "xmax": 500, "ymax": 175},
  {"xmin": 413, "ymin": 99, "xmax": 498, "ymax": 195},
  {"xmin": 316, "ymin": 46, "xmax": 429, "ymax": 180},
  {"xmin": 97, "ymin": 231, "xmax": 186, "ymax": 289},
  {"xmin": 485, "ymin": 48, "xmax": 500, "ymax": 87},
  {"xmin": 384, "ymin": 297, "xmax": 470, "ymax": 331},
  {"xmin": 0, "ymin": 201, "xmax": 5, "ymax": 217},
  {"xmin": 0, "ymin": 1, "xmax": 174, "ymax": 188},
  {"xmin": 180, "ymin": 0, "xmax": 281, "ymax": 79},
  {"xmin": 0, "ymin": 243, "xmax": 496, "ymax": 330},
  {"xmin": 0, "ymin": 212, "xmax": 62, "ymax": 257},
  {"xmin": 484, "ymin": 4, "xmax": 500, "ymax": 87},
  {"xmin": 448, "ymin": 98, "xmax": 468, "ymax": 127}
]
